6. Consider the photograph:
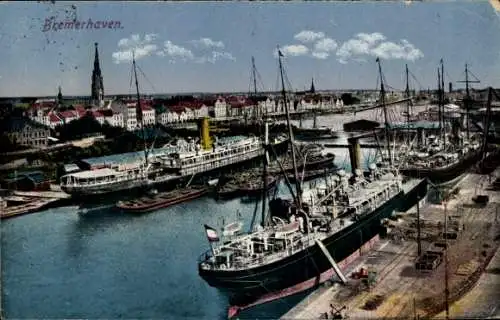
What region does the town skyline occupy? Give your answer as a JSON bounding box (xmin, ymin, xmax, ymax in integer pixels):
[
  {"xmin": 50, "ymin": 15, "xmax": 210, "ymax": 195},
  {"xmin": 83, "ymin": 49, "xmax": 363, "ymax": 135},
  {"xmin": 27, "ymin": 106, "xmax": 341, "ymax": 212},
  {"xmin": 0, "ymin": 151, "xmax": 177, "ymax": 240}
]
[{"xmin": 1, "ymin": 1, "xmax": 499, "ymax": 97}]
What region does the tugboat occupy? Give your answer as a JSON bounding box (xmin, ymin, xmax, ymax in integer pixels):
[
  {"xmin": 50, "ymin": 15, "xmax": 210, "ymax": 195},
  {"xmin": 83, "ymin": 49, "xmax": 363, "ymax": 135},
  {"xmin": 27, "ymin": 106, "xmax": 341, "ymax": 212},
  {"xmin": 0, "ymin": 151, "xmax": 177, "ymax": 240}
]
[
  {"xmin": 197, "ymin": 54, "xmax": 427, "ymax": 318},
  {"xmin": 116, "ymin": 185, "xmax": 209, "ymax": 213}
]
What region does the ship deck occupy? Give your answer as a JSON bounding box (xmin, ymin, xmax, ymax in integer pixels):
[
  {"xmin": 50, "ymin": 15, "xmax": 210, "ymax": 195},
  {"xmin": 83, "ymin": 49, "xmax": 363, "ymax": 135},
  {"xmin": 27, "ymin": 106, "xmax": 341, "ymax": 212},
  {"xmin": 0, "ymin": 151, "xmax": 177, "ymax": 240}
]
[
  {"xmin": 201, "ymin": 173, "xmax": 403, "ymax": 271},
  {"xmin": 281, "ymin": 168, "xmax": 500, "ymax": 320}
]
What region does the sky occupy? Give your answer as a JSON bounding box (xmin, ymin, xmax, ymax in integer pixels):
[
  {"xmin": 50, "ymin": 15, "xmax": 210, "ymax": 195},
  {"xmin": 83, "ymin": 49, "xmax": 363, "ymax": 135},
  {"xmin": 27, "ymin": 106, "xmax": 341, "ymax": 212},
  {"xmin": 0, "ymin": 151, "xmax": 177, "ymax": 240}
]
[{"xmin": 0, "ymin": 1, "xmax": 500, "ymax": 97}]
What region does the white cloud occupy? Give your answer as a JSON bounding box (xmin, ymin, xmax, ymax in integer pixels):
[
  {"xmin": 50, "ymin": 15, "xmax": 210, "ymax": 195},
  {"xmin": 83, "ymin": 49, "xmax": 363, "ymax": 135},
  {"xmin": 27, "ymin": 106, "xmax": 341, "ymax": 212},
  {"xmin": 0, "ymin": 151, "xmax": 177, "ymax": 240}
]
[
  {"xmin": 356, "ymin": 32, "xmax": 386, "ymax": 45},
  {"xmin": 112, "ymin": 33, "xmax": 159, "ymax": 64},
  {"xmin": 311, "ymin": 38, "xmax": 338, "ymax": 59},
  {"xmin": 157, "ymin": 41, "xmax": 235, "ymax": 64},
  {"xmin": 274, "ymin": 31, "xmax": 422, "ymax": 64},
  {"xmin": 274, "ymin": 45, "xmax": 309, "ymax": 57},
  {"xmin": 372, "ymin": 40, "xmax": 423, "ymax": 61},
  {"xmin": 159, "ymin": 40, "xmax": 194, "ymax": 61},
  {"xmin": 294, "ymin": 30, "xmax": 325, "ymax": 43},
  {"xmin": 314, "ymin": 38, "xmax": 338, "ymax": 52},
  {"xmin": 113, "ymin": 34, "xmax": 236, "ymax": 65},
  {"xmin": 116, "ymin": 33, "xmax": 156, "ymax": 48},
  {"xmin": 195, "ymin": 51, "xmax": 235, "ymax": 64},
  {"xmin": 144, "ymin": 34, "xmax": 158, "ymax": 43},
  {"xmin": 312, "ymin": 51, "xmax": 329, "ymax": 60},
  {"xmin": 336, "ymin": 32, "xmax": 423, "ymax": 63},
  {"xmin": 190, "ymin": 37, "xmax": 225, "ymax": 49}
]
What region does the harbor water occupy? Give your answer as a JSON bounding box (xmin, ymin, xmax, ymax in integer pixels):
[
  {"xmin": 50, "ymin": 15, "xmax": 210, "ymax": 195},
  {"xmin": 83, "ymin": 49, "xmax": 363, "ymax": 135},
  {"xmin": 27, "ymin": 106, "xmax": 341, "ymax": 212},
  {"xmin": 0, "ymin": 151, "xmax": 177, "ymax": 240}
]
[{"xmin": 0, "ymin": 117, "xmax": 418, "ymax": 319}]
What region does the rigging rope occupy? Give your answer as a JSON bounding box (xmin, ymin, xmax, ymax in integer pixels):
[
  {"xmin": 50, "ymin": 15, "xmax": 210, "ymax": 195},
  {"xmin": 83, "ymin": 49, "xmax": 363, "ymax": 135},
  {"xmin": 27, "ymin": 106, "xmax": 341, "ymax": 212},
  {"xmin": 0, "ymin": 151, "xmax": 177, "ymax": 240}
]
[
  {"xmin": 468, "ymin": 70, "xmax": 481, "ymax": 83},
  {"xmin": 128, "ymin": 63, "xmax": 134, "ymax": 96},
  {"xmin": 248, "ymin": 61, "xmax": 267, "ymax": 95},
  {"xmin": 409, "ymin": 71, "xmax": 425, "ymax": 91},
  {"xmin": 137, "ymin": 65, "xmax": 158, "ymax": 94}
]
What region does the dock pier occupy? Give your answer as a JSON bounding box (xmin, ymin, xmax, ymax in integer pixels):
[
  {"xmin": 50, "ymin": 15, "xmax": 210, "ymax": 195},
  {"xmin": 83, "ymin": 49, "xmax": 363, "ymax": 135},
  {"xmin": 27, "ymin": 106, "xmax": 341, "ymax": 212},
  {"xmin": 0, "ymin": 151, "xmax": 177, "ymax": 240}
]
[
  {"xmin": 281, "ymin": 167, "xmax": 500, "ymax": 320},
  {"xmin": 1, "ymin": 187, "xmax": 70, "ymax": 220}
]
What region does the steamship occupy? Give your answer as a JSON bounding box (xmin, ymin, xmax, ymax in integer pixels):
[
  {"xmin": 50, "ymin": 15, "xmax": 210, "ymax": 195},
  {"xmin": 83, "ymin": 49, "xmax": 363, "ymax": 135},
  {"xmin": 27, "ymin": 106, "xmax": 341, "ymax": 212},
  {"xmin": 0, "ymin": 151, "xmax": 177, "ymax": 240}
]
[
  {"xmin": 60, "ymin": 58, "xmax": 288, "ymax": 197},
  {"xmin": 198, "ymin": 166, "xmax": 426, "ymax": 315},
  {"xmin": 197, "ymin": 54, "xmax": 427, "ymax": 317},
  {"xmin": 60, "ymin": 129, "xmax": 288, "ymax": 197}
]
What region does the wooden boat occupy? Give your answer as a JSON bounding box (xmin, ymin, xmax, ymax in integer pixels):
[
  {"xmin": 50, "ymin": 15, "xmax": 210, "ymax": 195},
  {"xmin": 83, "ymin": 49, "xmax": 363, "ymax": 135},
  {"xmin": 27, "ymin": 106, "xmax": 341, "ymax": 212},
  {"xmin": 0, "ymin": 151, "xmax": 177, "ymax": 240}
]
[
  {"xmin": 116, "ymin": 185, "xmax": 209, "ymax": 213},
  {"xmin": 217, "ymin": 176, "xmax": 278, "ymax": 200},
  {"xmin": 268, "ymin": 154, "xmax": 336, "ymax": 175},
  {"xmin": 0, "ymin": 197, "xmax": 54, "ymax": 220}
]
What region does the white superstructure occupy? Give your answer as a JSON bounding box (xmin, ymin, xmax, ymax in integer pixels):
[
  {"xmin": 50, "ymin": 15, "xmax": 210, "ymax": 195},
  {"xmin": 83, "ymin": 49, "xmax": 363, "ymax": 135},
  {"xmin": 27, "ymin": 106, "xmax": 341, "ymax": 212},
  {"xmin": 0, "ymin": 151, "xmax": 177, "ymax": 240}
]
[{"xmin": 60, "ymin": 135, "xmax": 287, "ymax": 196}]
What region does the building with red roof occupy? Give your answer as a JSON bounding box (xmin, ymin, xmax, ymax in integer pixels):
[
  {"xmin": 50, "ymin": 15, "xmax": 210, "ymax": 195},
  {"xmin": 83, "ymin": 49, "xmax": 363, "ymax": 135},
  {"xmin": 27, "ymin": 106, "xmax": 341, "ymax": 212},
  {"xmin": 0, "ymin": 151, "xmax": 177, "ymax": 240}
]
[
  {"xmin": 212, "ymin": 97, "xmax": 228, "ymax": 118},
  {"xmin": 157, "ymin": 105, "xmax": 181, "ymax": 124},
  {"xmin": 95, "ymin": 108, "xmax": 124, "ymax": 127},
  {"xmin": 48, "ymin": 112, "xmax": 63, "ymax": 129},
  {"xmin": 58, "ymin": 110, "xmax": 79, "ymax": 124},
  {"xmin": 227, "ymin": 96, "xmax": 256, "ymax": 117},
  {"xmin": 74, "ymin": 105, "xmax": 88, "ymax": 118},
  {"xmin": 140, "ymin": 104, "xmax": 156, "ymax": 126},
  {"xmin": 110, "ymin": 99, "xmax": 139, "ymax": 131},
  {"xmin": 91, "ymin": 110, "xmax": 105, "ymax": 125}
]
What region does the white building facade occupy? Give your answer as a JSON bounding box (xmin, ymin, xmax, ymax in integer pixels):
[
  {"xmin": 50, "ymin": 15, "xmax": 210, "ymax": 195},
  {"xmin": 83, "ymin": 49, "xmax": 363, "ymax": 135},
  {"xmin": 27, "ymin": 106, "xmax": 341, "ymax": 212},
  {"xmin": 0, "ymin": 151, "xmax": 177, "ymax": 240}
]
[{"xmin": 214, "ymin": 98, "xmax": 228, "ymax": 118}]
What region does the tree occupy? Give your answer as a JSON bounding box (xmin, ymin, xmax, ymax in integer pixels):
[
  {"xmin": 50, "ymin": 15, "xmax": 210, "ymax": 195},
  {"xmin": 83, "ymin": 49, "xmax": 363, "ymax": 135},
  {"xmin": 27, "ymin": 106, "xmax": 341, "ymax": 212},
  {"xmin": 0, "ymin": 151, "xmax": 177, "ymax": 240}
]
[
  {"xmin": 341, "ymin": 93, "xmax": 360, "ymax": 106},
  {"xmin": 0, "ymin": 133, "xmax": 29, "ymax": 152},
  {"xmin": 101, "ymin": 122, "xmax": 125, "ymax": 139},
  {"xmin": 56, "ymin": 114, "xmax": 102, "ymax": 141}
]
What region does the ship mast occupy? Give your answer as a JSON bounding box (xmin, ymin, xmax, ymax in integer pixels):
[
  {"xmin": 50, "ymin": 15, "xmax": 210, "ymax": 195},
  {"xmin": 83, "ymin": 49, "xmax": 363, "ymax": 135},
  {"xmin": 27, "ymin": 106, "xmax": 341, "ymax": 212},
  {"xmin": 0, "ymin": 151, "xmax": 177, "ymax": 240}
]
[
  {"xmin": 251, "ymin": 56, "xmax": 258, "ymax": 120},
  {"xmin": 480, "ymin": 88, "xmax": 493, "ymax": 171},
  {"xmin": 437, "ymin": 68, "xmax": 443, "ymax": 144},
  {"xmin": 376, "ymin": 58, "xmax": 392, "ymax": 166},
  {"xmin": 132, "ymin": 52, "xmax": 148, "ymax": 167},
  {"xmin": 441, "ymin": 59, "xmax": 446, "ymax": 150},
  {"xmin": 261, "ymin": 122, "xmax": 270, "ymax": 227},
  {"xmin": 457, "ymin": 63, "xmax": 480, "ymax": 140},
  {"xmin": 250, "ymin": 56, "xmax": 270, "ymax": 228},
  {"xmin": 405, "ymin": 64, "xmax": 411, "ymax": 131},
  {"xmin": 278, "ymin": 47, "xmax": 302, "ymax": 208}
]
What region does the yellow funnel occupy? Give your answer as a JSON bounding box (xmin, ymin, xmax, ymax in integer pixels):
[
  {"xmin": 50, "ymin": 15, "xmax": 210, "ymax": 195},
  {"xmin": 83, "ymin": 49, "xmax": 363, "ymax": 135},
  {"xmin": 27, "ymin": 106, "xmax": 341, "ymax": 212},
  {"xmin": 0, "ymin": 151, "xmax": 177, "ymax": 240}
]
[{"xmin": 200, "ymin": 116, "xmax": 212, "ymax": 150}]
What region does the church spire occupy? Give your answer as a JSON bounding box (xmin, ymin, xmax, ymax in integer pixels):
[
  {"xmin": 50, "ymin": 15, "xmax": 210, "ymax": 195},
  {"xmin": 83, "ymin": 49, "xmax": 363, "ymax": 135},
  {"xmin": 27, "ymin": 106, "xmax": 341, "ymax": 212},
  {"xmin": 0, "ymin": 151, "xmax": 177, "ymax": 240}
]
[
  {"xmin": 91, "ymin": 42, "xmax": 104, "ymax": 107},
  {"xmin": 94, "ymin": 42, "xmax": 101, "ymax": 71},
  {"xmin": 57, "ymin": 86, "xmax": 62, "ymax": 106},
  {"xmin": 310, "ymin": 78, "xmax": 315, "ymax": 94}
]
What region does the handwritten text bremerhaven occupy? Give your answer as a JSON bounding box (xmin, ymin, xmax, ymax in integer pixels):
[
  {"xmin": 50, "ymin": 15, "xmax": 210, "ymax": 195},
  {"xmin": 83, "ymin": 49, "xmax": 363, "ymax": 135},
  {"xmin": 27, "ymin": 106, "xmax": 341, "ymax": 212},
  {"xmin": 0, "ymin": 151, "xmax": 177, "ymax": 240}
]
[{"xmin": 42, "ymin": 17, "xmax": 123, "ymax": 32}]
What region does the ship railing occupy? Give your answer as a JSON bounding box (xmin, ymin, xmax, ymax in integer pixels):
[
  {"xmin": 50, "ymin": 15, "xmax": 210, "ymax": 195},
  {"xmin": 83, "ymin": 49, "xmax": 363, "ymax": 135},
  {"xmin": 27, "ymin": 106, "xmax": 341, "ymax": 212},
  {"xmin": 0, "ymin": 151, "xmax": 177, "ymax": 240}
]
[
  {"xmin": 63, "ymin": 174, "xmax": 149, "ymax": 188},
  {"xmin": 198, "ymin": 249, "xmax": 214, "ymax": 264},
  {"xmin": 234, "ymin": 236, "xmax": 321, "ymax": 269},
  {"xmin": 198, "ymin": 233, "xmax": 318, "ymax": 271},
  {"xmin": 180, "ymin": 147, "xmax": 261, "ymax": 170},
  {"xmin": 180, "ymin": 149, "xmax": 262, "ymax": 176}
]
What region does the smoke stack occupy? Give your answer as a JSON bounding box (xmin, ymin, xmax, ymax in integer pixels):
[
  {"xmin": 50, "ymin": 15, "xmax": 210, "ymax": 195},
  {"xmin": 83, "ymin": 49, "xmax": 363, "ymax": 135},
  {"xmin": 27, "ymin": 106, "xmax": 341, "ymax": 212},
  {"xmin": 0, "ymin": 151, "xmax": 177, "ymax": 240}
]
[
  {"xmin": 199, "ymin": 116, "xmax": 212, "ymax": 151},
  {"xmin": 449, "ymin": 82, "xmax": 453, "ymax": 93}
]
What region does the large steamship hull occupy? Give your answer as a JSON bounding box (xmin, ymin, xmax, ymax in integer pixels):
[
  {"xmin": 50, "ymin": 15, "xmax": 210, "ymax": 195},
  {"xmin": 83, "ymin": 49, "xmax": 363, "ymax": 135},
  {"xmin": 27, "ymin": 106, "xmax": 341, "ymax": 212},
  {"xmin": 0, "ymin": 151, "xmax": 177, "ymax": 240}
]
[
  {"xmin": 199, "ymin": 178, "xmax": 427, "ymax": 307},
  {"xmin": 62, "ymin": 139, "xmax": 289, "ymax": 198},
  {"xmin": 400, "ymin": 148, "xmax": 482, "ymax": 184}
]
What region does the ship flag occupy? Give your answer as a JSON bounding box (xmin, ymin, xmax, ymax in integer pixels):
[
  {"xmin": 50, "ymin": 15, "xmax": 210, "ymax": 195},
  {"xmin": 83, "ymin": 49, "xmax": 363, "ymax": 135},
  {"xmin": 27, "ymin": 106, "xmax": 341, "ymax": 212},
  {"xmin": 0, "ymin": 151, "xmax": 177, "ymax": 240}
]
[{"xmin": 204, "ymin": 224, "xmax": 219, "ymax": 242}]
